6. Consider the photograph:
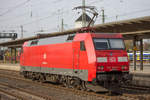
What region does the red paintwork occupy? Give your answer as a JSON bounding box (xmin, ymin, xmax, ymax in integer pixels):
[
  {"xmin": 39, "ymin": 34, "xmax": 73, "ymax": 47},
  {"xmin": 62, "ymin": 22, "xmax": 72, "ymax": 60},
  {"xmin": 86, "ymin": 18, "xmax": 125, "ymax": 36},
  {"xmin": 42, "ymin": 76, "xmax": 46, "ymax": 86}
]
[
  {"xmin": 96, "ymin": 50, "xmax": 129, "ymax": 72},
  {"xmin": 20, "ymin": 33, "xmax": 129, "ymax": 81}
]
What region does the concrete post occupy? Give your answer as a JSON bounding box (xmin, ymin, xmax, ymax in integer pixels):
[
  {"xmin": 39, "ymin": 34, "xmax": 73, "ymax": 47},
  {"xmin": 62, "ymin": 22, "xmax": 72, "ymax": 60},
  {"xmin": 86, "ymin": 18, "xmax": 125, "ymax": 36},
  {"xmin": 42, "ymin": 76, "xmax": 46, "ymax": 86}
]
[
  {"xmin": 14, "ymin": 48, "xmax": 17, "ymax": 63},
  {"xmin": 82, "ymin": 0, "xmax": 86, "ymax": 27},
  {"xmin": 3, "ymin": 50, "xmax": 6, "ymax": 63},
  {"xmin": 140, "ymin": 39, "xmax": 143, "ymax": 70},
  {"xmin": 10, "ymin": 48, "xmax": 13, "ymax": 64},
  {"xmin": 133, "ymin": 37, "xmax": 137, "ymax": 70}
]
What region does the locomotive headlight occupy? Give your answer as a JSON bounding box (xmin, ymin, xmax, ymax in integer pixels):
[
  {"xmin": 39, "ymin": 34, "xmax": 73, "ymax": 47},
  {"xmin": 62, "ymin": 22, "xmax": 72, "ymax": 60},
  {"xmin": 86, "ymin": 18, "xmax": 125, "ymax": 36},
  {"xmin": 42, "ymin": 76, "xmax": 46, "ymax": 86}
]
[
  {"xmin": 118, "ymin": 57, "xmax": 128, "ymax": 62},
  {"xmin": 97, "ymin": 57, "xmax": 107, "ymax": 62},
  {"xmin": 122, "ymin": 65, "xmax": 126, "ymax": 70},
  {"xmin": 97, "ymin": 66, "xmax": 104, "ymax": 70},
  {"xmin": 100, "ymin": 66, "xmax": 104, "ymax": 70}
]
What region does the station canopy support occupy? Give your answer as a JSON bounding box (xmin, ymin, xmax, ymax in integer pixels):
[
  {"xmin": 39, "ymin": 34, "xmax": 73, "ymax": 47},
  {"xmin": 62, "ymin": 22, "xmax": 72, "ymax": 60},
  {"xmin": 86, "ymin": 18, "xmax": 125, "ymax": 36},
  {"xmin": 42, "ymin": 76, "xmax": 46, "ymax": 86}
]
[
  {"xmin": 133, "ymin": 37, "xmax": 137, "ymax": 71},
  {"xmin": 140, "ymin": 39, "xmax": 143, "ymax": 70}
]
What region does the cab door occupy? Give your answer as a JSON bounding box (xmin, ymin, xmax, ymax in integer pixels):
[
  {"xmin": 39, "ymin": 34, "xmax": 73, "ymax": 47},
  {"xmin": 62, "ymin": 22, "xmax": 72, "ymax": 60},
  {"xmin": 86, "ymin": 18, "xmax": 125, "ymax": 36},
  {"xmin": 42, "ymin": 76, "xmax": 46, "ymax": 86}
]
[
  {"xmin": 72, "ymin": 41, "xmax": 80, "ymax": 74},
  {"xmin": 20, "ymin": 47, "xmax": 24, "ymax": 66}
]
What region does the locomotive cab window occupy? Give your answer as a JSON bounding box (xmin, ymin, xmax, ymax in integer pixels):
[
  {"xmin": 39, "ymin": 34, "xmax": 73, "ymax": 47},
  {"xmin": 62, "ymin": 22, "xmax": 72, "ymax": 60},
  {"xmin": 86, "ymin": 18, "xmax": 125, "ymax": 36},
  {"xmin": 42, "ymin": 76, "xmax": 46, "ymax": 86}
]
[
  {"xmin": 80, "ymin": 41, "xmax": 86, "ymax": 51},
  {"xmin": 109, "ymin": 39, "xmax": 125, "ymax": 50},
  {"xmin": 93, "ymin": 38, "xmax": 125, "ymax": 50},
  {"xmin": 93, "ymin": 39, "xmax": 109, "ymax": 50},
  {"xmin": 30, "ymin": 40, "xmax": 38, "ymax": 46}
]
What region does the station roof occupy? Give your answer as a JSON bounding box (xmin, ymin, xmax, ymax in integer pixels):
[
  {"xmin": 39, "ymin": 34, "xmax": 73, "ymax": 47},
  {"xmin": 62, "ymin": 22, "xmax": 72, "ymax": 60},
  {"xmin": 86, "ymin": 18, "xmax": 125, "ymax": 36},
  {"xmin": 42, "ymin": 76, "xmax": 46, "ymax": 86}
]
[{"xmin": 0, "ymin": 16, "xmax": 150, "ymax": 47}]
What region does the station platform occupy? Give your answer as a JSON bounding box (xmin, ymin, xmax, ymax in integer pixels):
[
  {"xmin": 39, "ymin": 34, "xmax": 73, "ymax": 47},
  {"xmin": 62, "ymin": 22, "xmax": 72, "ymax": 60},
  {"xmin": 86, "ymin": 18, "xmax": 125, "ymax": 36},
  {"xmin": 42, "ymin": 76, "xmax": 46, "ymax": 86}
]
[
  {"xmin": 130, "ymin": 63, "xmax": 150, "ymax": 74},
  {"xmin": 130, "ymin": 67, "xmax": 150, "ymax": 75},
  {"xmin": 0, "ymin": 63, "xmax": 150, "ymax": 87},
  {"xmin": 0, "ymin": 63, "xmax": 20, "ymax": 71},
  {"xmin": 129, "ymin": 65, "xmax": 150, "ymax": 87}
]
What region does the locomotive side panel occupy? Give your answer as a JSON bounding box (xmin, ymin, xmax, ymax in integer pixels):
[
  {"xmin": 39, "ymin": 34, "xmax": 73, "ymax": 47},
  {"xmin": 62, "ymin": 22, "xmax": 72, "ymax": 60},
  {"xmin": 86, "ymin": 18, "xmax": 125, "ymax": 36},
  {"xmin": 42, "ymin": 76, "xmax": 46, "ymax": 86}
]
[
  {"xmin": 21, "ymin": 41, "xmax": 90, "ymax": 81},
  {"xmin": 20, "ymin": 46, "xmax": 43, "ymax": 72},
  {"xmin": 42, "ymin": 43, "xmax": 73, "ymax": 68},
  {"xmin": 21, "ymin": 42, "xmax": 73, "ymax": 71},
  {"xmin": 39, "ymin": 43, "xmax": 75, "ymax": 77}
]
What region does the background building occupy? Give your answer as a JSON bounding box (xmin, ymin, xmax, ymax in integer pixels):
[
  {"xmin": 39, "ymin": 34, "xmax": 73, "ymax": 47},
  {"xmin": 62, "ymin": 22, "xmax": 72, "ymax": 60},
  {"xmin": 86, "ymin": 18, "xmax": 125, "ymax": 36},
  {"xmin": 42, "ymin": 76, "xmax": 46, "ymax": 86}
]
[{"xmin": 75, "ymin": 13, "xmax": 94, "ymax": 28}]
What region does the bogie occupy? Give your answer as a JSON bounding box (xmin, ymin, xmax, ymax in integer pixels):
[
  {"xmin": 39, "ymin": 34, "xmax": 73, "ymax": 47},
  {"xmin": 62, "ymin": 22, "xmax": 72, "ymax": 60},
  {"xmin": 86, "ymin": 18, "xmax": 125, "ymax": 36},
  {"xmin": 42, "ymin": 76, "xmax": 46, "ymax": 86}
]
[{"xmin": 22, "ymin": 71, "xmax": 88, "ymax": 90}]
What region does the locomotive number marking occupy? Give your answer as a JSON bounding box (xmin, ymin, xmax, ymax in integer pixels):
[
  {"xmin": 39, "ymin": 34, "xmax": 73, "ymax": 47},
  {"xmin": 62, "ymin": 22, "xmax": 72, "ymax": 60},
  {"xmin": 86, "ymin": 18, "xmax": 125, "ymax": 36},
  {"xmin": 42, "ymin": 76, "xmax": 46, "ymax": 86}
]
[{"xmin": 109, "ymin": 57, "xmax": 116, "ymax": 62}]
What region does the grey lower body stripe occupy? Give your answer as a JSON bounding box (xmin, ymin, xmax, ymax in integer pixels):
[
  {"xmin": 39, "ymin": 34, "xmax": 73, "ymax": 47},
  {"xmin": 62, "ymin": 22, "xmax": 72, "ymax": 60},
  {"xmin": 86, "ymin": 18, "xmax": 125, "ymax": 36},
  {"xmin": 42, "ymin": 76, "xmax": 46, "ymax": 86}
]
[{"xmin": 21, "ymin": 66, "xmax": 88, "ymax": 81}]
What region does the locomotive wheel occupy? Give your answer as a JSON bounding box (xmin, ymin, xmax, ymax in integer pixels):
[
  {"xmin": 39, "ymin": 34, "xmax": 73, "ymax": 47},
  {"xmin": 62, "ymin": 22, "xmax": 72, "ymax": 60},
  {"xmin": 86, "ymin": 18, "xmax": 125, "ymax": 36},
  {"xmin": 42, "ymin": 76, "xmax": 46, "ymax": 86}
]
[
  {"xmin": 70, "ymin": 78, "xmax": 81, "ymax": 90},
  {"xmin": 23, "ymin": 74, "xmax": 28, "ymax": 78},
  {"xmin": 26, "ymin": 72, "xmax": 31, "ymax": 79},
  {"xmin": 61, "ymin": 76, "xmax": 72, "ymax": 88},
  {"xmin": 62, "ymin": 80, "xmax": 67, "ymax": 87},
  {"xmin": 66, "ymin": 77, "xmax": 74, "ymax": 88},
  {"xmin": 66, "ymin": 78, "xmax": 71, "ymax": 88},
  {"xmin": 61, "ymin": 76, "xmax": 66, "ymax": 87},
  {"xmin": 39, "ymin": 74, "xmax": 45, "ymax": 83},
  {"xmin": 31, "ymin": 73, "xmax": 36, "ymax": 81},
  {"xmin": 28, "ymin": 72, "xmax": 33, "ymax": 79},
  {"xmin": 23, "ymin": 71, "xmax": 28, "ymax": 78},
  {"xmin": 81, "ymin": 81, "xmax": 87, "ymax": 91}
]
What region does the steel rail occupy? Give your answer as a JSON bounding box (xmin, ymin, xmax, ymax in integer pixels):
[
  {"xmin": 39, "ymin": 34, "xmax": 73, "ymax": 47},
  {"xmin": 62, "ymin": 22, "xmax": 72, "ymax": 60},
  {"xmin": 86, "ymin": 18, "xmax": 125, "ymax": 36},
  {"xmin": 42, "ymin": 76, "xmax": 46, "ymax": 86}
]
[
  {"xmin": 0, "ymin": 81, "xmax": 52, "ymax": 100},
  {"xmin": 0, "ymin": 85, "xmax": 28, "ymax": 100}
]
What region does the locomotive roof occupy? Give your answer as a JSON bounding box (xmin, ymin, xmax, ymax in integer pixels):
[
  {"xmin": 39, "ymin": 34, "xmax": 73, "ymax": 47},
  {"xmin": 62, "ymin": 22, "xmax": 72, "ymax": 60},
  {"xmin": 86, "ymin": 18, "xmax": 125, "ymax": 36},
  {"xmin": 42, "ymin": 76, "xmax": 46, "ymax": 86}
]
[
  {"xmin": 24, "ymin": 33, "xmax": 123, "ymax": 47},
  {"xmin": 91, "ymin": 33, "xmax": 122, "ymax": 38},
  {"xmin": 24, "ymin": 35, "xmax": 70, "ymax": 47}
]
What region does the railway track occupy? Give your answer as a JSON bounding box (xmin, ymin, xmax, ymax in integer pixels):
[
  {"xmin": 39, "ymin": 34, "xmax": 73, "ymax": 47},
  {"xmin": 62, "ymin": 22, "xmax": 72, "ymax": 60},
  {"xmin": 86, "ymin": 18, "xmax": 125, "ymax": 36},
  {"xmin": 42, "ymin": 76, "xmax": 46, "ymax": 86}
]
[
  {"xmin": 124, "ymin": 85, "xmax": 150, "ymax": 91},
  {"xmin": 0, "ymin": 69, "xmax": 19, "ymax": 76},
  {"xmin": 121, "ymin": 85, "xmax": 150, "ymax": 94},
  {"xmin": 122, "ymin": 94, "xmax": 150, "ymax": 100},
  {"xmin": 0, "ymin": 87, "xmax": 27, "ymax": 100},
  {"xmin": 0, "ymin": 82, "xmax": 49, "ymax": 100},
  {"xmin": 0, "ymin": 71, "xmax": 54, "ymax": 100},
  {"xmin": 0, "ymin": 69, "xmax": 150, "ymax": 100},
  {"xmin": 0, "ymin": 72, "xmax": 111, "ymax": 100}
]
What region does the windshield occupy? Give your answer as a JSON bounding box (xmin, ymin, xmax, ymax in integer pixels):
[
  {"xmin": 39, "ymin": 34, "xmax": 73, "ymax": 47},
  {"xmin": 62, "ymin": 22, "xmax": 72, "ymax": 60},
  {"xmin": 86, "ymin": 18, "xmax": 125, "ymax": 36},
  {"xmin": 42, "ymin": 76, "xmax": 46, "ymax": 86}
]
[{"xmin": 93, "ymin": 38, "xmax": 125, "ymax": 50}]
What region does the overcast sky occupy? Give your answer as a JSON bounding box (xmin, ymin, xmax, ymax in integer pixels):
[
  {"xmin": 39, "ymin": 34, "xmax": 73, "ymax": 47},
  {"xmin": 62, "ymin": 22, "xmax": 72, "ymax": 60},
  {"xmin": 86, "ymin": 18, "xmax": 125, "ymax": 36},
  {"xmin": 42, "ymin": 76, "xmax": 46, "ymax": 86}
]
[{"xmin": 0, "ymin": 0, "xmax": 150, "ymax": 39}]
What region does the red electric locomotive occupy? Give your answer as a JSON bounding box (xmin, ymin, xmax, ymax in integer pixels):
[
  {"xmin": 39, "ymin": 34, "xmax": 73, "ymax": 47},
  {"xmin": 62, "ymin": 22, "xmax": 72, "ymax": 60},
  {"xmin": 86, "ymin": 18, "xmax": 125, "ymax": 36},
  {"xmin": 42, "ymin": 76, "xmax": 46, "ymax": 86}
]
[{"xmin": 20, "ymin": 32, "xmax": 131, "ymax": 91}]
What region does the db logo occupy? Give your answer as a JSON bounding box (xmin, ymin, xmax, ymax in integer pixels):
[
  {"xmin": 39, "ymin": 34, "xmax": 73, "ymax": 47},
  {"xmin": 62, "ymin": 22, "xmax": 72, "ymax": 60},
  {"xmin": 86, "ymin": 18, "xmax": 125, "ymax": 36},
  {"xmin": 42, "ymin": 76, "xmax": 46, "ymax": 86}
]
[
  {"xmin": 43, "ymin": 53, "xmax": 47, "ymax": 59},
  {"xmin": 109, "ymin": 57, "xmax": 116, "ymax": 62}
]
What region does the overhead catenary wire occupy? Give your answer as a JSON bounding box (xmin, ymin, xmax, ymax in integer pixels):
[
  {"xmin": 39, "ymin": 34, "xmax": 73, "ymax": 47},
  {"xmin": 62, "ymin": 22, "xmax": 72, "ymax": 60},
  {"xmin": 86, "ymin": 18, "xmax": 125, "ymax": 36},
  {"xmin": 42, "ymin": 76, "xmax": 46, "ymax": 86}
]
[
  {"xmin": 1, "ymin": 8, "xmax": 150, "ymax": 33},
  {"xmin": 106, "ymin": 8, "xmax": 150, "ymax": 20},
  {"xmin": 0, "ymin": 0, "xmax": 81, "ymax": 22},
  {"xmin": 21, "ymin": 7, "xmax": 150, "ymax": 26},
  {"xmin": 0, "ymin": 7, "xmax": 72, "ymax": 27},
  {"xmin": 0, "ymin": 0, "xmax": 97, "ymax": 25},
  {"xmin": 0, "ymin": 0, "xmax": 67, "ymax": 21},
  {"xmin": 0, "ymin": 9, "xmax": 71, "ymax": 29},
  {"xmin": 1, "ymin": 7, "xmax": 150, "ymax": 28},
  {"xmin": 20, "ymin": 9, "xmax": 70, "ymax": 26},
  {"xmin": 0, "ymin": 0, "xmax": 31, "ymax": 17},
  {"xmin": 1, "ymin": 0, "xmax": 150, "ymax": 33}
]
